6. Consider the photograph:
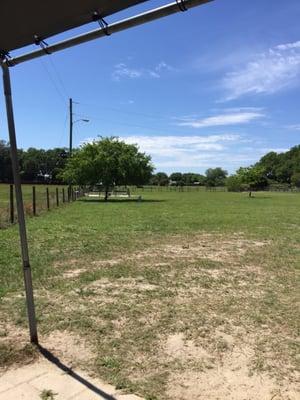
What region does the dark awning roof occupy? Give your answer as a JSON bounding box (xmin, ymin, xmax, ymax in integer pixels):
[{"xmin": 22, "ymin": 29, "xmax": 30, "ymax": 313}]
[{"xmin": 0, "ymin": 0, "xmax": 148, "ymax": 53}]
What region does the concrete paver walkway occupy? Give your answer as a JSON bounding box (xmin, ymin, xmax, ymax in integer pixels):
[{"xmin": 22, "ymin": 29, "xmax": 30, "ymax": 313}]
[{"xmin": 0, "ymin": 359, "xmax": 143, "ymax": 400}]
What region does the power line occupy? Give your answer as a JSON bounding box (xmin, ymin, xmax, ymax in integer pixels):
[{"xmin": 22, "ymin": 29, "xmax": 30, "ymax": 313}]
[
  {"xmin": 73, "ymin": 112, "xmax": 185, "ymax": 136},
  {"xmin": 57, "ymin": 109, "xmax": 69, "ymax": 147},
  {"xmin": 47, "ymin": 57, "xmax": 70, "ymax": 99},
  {"xmin": 76, "ymin": 101, "xmax": 175, "ymax": 121},
  {"xmin": 39, "ymin": 58, "xmax": 67, "ymax": 104}
]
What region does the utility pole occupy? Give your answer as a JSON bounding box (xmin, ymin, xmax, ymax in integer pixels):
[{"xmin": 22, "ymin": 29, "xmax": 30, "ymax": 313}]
[{"xmin": 69, "ymin": 97, "xmax": 73, "ymax": 157}]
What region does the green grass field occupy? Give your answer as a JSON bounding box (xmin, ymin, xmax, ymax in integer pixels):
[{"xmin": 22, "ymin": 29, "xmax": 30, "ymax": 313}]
[{"xmin": 0, "ymin": 191, "xmax": 299, "ymax": 399}]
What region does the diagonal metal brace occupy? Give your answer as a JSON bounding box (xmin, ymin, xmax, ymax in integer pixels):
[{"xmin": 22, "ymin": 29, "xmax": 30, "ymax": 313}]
[
  {"xmin": 0, "ymin": 50, "xmax": 14, "ymax": 66},
  {"xmin": 92, "ymin": 11, "xmax": 110, "ymax": 36},
  {"xmin": 34, "ymin": 35, "xmax": 51, "ymax": 54},
  {"xmin": 176, "ymin": 0, "xmax": 188, "ymax": 11}
]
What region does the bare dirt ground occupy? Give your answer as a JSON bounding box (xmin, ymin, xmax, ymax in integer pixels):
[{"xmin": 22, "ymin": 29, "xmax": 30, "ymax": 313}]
[{"xmin": 1, "ymin": 232, "xmax": 299, "ymax": 399}]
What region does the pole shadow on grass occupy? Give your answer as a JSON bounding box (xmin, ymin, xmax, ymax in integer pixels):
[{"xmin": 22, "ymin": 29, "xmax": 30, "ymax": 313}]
[
  {"xmin": 247, "ymin": 196, "xmax": 273, "ymax": 199},
  {"xmin": 37, "ymin": 344, "xmax": 117, "ymax": 400},
  {"xmin": 78, "ymin": 198, "xmax": 166, "ymax": 203}
]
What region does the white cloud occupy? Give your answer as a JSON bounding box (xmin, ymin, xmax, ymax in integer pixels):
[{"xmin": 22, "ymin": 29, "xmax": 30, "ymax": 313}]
[
  {"xmin": 177, "ymin": 112, "xmax": 263, "ymax": 128},
  {"xmin": 120, "ymin": 134, "xmax": 244, "ymax": 169},
  {"xmin": 112, "ymin": 63, "xmax": 142, "ymax": 81},
  {"xmin": 259, "ymin": 148, "xmax": 289, "ymax": 154},
  {"xmin": 276, "ymin": 41, "xmax": 300, "ymax": 51},
  {"xmin": 123, "ymin": 134, "xmax": 239, "ymax": 152},
  {"xmin": 222, "ymin": 40, "xmax": 300, "ymax": 100},
  {"xmin": 286, "ymin": 124, "xmax": 300, "ymax": 131},
  {"xmin": 112, "ymin": 61, "xmax": 175, "ymax": 81},
  {"xmin": 155, "ymin": 61, "xmax": 175, "ymax": 72},
  {"xmin": 80, "ymin": 134, "xmax": 267, "ymax": 172}
]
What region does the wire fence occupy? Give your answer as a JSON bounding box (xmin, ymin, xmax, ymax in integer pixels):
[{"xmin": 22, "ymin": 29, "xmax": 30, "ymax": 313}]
[
  {"xmin": 131, "ymin": 185, "xmax": 300, "ymax": 193},
  {"xmin": 0, "ymin": 185, "xmax": 84, "ymax": 228},
  {"xmin": 131, "ymin": 185, "xmax": 228, "ymax": 192}
]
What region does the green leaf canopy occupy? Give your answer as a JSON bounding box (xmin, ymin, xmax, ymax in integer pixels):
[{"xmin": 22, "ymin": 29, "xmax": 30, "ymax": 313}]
[{"xmin": 61, "ymin": 137, "xmax": 153, "ymax": 188}]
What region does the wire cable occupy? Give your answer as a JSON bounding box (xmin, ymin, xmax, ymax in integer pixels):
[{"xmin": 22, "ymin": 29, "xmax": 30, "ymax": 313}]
[
  {"xmin": 73, "ymin": 112, "xmax": 185, "ymax": 136},
  {"xmin": 76, "ymin": 101, "xmax": 174, "ymax": 121},
  {"xmin": 48, "ymin": 57, "xmax": 70, "ymax": 99},
  {"xmin": 57, "ymin": 109, "xmax": 69, "ymax": 148},
  {"xmin": 39, "ymin": 58, "xmax": 67, "ymax": 104}
]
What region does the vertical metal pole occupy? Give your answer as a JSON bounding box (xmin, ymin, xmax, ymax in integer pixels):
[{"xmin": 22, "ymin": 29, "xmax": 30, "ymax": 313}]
[
  {"xmin": 1, "ymin": 64, "xmax": 38, "ymax": 343},
  {"xmin": 69, "ymin": 98, "xmax": 73, "ymax": 157},
  {"xmin": 68, "ymin": 98, "xmax": 73, "ymax": 197}
]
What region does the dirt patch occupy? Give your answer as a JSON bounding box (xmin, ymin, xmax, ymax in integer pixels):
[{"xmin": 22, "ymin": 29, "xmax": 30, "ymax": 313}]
[
  {"xmin": 92, "ymin": 259, "xmax": 124, "ymax": 267},
  {"xmin": 87, "ymin": 277, "xmax": 157, "ymax": 293},
  {"xmin": 42, "ymin": 330, "xmax": 95, "ymax": 367},
  {"xmin": 167, "ymin": 340, "xmax": 299, "ymax": 400},
  {"xmin": 54, "ymin": 258, "xmax": 89, "ymax": 279},
  {"xmin": 165, "ymin": 333, "xmax": 212, "ymax": 363},
  {"xmin": 0, "ymin": 326, "xmax": 94, "ymax": 371},
  {"xmin": 54, "ymin": 258, "xmax": 80, "ymax": 268},
  {"xmin": 63, "ymin": 268, "xmax": 86, "ymax": 278},
  {"xmin": 156, "ymin": 235, "xmax": 268, "ymax": 264},
  {"xmin": 0, "ymin": 324, "xmax": 38, "ymax": 371},
  {"xmin": 90, "ymin": 233, "xmax": 270, "ymax": 270},
  {"xmin": 0, "ymin": 323, "xmax": 28, "ymax": 346}
]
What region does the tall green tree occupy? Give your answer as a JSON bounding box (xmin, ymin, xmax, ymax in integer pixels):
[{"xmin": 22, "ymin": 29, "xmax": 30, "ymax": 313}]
[
  {"xmin": 0, "ymin": 140, "xmax": 12, "ymax": 182},
  {"xmin": 61, "ymin": 137, "xmax": 153, "ymax": 200},
  {"xmin": 236, "ymin": 166, "xmax": 268, "ymax": 191},
  {"xmin": 205, "ymin": 167, "xmax": 228, "ymax": 187},
  {"xmin": 257, "ymin": 151, "xmax": 280, "ymax": 180},
  {"xmin": 149, "ymin": 172, "xmax": 169, "ymax": 186},
  {"xmin": 182, "ymin": 173, "xmax": 206, "ymax": 186},
  {"xmin": 170, "ymin": 172, "xmax": 183, "ymax": 185},
  {"xmin": 291, "ymin": 172, "xmax": 300, "ymax": 188}
]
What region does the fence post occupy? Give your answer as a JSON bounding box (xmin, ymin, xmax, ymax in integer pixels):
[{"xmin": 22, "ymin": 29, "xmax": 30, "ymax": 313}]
[
  {"xmin": 10, "ymin": 184, "xmax": 14, "ymax": 224},
  {"xmin": 56, "ymin": 188, "xmax": 59, "ymax": 207},
  {"xmin": 67, "ymin": 186, "xmax": 71, "ymax": 202},
  {"xmin": 32, "ymin": 186, "xmax": 36, "ymax": 216},
  {"xmin": 62, "ymin": 188, "xmax": 65, "ymax": 203},
  {"xmin": 46, "ymin": 188, "xmax": 50, "ymax": 210}
]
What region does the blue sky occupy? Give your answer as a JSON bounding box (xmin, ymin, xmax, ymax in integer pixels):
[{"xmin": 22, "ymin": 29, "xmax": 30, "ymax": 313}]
[{"xmin": 1, "ymin": 0, "xmax": 300, "ymax": 174}]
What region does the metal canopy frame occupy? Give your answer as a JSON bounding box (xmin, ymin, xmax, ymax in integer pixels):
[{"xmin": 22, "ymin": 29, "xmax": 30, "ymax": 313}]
[
  {"xmin": 0, "ymin": 0, "xmax": 212, "ymax": 344},
  {"xmin": 0, "ymin": 0, "xmax": 148, "ymax": 53}
]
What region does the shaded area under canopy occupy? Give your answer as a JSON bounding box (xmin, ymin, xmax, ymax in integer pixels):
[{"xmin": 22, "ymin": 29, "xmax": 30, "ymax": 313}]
[{"xmin": 0, "ymin": 0, "xmax": 148, "ymax": 52}]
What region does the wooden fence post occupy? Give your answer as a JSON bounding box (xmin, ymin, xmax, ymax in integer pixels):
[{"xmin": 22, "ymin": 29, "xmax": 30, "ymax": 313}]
[
  {"xmin": 9, "ymin": 184, "xmax": 14, "ymax": 223},
  {"xmin": 46, "ymin": 188, "xmax": 50, "ymax": 210},
  {"xmin": 62, "ymin": 188, "xmax": 65, "ymax": 203},
  {"xmin": 56, "ymin": 188, "xmax": 59, "ymax": 207},
  {"xmin": 32, "ymin": 186, "xmax": 36, "ymax": 216}
]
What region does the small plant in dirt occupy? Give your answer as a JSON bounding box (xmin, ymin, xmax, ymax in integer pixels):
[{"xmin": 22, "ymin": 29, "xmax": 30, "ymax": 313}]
[{"xmin": 39, "ymin": 389, "xmax": 57, "ymax": 400}]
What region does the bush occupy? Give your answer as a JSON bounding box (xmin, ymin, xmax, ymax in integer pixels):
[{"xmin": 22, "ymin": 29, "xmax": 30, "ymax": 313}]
[{"xmin": 226, "ymin": 176, "xmax": 243, "ymax": 192}]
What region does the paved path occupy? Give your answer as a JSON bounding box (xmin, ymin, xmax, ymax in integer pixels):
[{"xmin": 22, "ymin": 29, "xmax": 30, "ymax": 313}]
[{"xmin": 0, "ymin": 359, "xmax": 143, "ymax": 400}]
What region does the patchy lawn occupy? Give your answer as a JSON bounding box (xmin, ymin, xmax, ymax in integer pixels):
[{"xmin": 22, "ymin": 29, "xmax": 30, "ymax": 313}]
[{"xmin": 0, "ymin": 191, "xmax": 299, "ymax": 399}]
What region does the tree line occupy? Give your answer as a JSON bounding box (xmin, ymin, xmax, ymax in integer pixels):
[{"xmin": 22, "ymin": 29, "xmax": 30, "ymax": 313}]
[
  {"xmin": 0, "ymin": 140, "xmax": 68, "ymax": 184},
  {"xmin": 150, "ymin": 168, "xmax": 228, "ymax": 187},
  {"xmin": 227, "ymin": 145, "xmax": 300, "ymax": 191},
  {"xmin": 1, "ymin": 138, "xmax": 299, "ymax": 190}
]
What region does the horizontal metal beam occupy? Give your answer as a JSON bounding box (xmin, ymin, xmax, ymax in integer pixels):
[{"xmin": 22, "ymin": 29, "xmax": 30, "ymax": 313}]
[{"xmin": 7, "ymin": 0, "xmax": 212, "ymax": 66}]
